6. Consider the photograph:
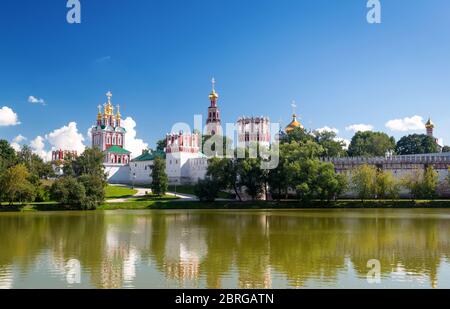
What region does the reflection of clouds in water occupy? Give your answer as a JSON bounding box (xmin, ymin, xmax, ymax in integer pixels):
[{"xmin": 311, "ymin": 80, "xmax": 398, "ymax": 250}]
[
  {"xmin": 0, "ymin": 266, "xmax": 13, "ymax": 289},
  {"xmin": 123, "ymin": 248, "xmax": 140, "ymax": 283},
  {"xmin": 390, "ymin": 263, "xmax": 433, "ymax": 288}
]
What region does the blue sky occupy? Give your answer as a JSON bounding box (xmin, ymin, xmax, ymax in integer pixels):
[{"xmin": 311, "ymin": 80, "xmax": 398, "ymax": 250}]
[{"xmin": 1, "ymin": 0, "xmax": 449, "ymax": 157}]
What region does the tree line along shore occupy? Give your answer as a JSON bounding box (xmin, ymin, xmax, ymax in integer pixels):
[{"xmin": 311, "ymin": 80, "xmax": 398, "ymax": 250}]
[{"xmin": 1, "ymin": 127, "xmax": 450, "ymax": 211}]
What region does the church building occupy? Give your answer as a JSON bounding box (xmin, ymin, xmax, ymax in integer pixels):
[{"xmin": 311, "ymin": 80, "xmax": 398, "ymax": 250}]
[
  {"xmin": 91, "ymin": 92, "xmax": 132, "ymax": 183},
  {"xmin": 91, "ymin": 91, "xmax": 131, "ymax": 165}
]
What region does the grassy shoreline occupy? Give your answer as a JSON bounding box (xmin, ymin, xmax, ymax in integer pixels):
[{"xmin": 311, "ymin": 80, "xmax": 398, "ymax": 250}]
[{"xmin": 4, "ymin": 199, "xmax": 450, "ymax": 212}]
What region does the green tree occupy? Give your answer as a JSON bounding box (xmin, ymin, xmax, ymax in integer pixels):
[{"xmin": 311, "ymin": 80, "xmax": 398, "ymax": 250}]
[
  {"xmin": 267, "ymin": 153, "xmax": 291, "ymax": 200},
  {"xmin": 156, "ymin": 139, "xmax": 166, "ymax": 152},
  {"xmin": 314, "ymin": 130, "xmax": 347, "ymax": 158},
  {"xmin": 290, "ymin": 159, "xmax": 346, "ymax": 202},
  {"xmin": 402, "ymin": 167, "xmax": 438, "ymax": 200},
  {"xmin": 421, "ymin": 166, "xmax": 439, "ymax": 199},
  {"xmin": 50, "ymin": 177, "xmax": 87, "ymax": 208},
  {"xmin": 0, "ymin": 140, "xmax": 17, "ymax": 173},
  {"xmin": 351, "ymin": 164, "xmax": 377, "ymax": 201},
  {"xmin": 72, "ymin": 148, "xmax": 106, "ymax": 179},
  {"xmin": 443, "ymin": 146, "xmax": 450, "ymax": 153},
  {"xmin": 151, "ymin": 157, "xmax": 168, "ymax": 196},
  {"xmin": 281, "ymin": 127, "xmax": 314, "ymax": 145},
  {"xmin": 78, "ymin": 174, "xmax": 106, "ymax": 209},
  {"xmin": 396, "ymin": 134, "xmax": 439, "ymax": 155},
  {"xmin": 207, "ymin": 157, "xmax": 242, "ymax": 201},
  {"xmin": 0, "ymin": 164, "xmax": 36, "ymax": 205},
  {"xmin": 16, "ymin": 145, "xmax": 54, "ymax": 179},
  {"xmin": 238, "ymin": 157, "xmax": 265, "ymax": 200},
  {"xmin": 316, "ymin": 163, "xmax": 348, "ymax": 202},
  {"xmin": 348, "ymin": 131, "xmax": 396, "ymax": 157},
  {"xmin": 376, "ymin": 170, "xmax": 400, "ymax": 199},
  {"xmin": 401, "ymin": 169, "xmax": 423, "ymax": 201},
  {"xmin": 193, "ymin": 178, "xmax": 220, "ymax": 202}
]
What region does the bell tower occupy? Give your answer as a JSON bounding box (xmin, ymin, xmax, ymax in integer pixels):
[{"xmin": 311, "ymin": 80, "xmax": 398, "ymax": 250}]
[
  {"xmin": 206, "ymin": 78, "xmax": 222, "ymax": 136},
  {"xmin": 426, "ymin": 117, "xmax": 434, "ymax": 138}
]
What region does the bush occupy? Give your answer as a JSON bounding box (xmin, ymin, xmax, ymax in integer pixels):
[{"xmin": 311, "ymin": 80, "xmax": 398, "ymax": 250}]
[
  {"xmin": 194, "ymin": 178, "xmax": 220, "ymax": 202},
  {"xmin": 34, "ymin": 185, "xmax": 51, "ymax": 203},
  {"xmin": 50, "ymin": 177, "xmax": 87, "ymax": 208},
  {"xmin": 78, "ymin": 174, "xmax": 106, "ymax": 206}
]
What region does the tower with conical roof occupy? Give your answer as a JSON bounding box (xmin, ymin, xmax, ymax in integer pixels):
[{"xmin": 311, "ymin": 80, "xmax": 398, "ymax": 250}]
[{"xmin": 206, "ymin": 78, "xmax": 222, "ymax": 136}]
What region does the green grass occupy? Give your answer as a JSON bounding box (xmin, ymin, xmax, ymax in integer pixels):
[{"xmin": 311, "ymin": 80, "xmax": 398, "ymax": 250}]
[
  {"xmin": 5, "ymin": 198, "xmax": 450, "ymax": 213},
  {"xmin": 168, "ymin": 185, "xmax": 195, "ymax": 195},
  {"xmin": 105, "ymin": 185, "xmax": 138, "ymax": 199},
  {"xmin": 168, "ymin": 185, "xmax": 234, "ymax": 199},
  {"xmin": 97, "ymin": 199, "xmax": 450, "ymax": 211}
]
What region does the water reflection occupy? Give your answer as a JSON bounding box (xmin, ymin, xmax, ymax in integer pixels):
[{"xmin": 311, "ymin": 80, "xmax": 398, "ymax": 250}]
[{"xmin": 1, "ymin": 209, "xmax": 450, "ymax": 288}]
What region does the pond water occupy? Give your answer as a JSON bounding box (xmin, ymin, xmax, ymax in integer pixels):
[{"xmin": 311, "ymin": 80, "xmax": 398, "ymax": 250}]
[{"xmin": 1, "ymin": 209, "xmax": 450, "ymax": 289}]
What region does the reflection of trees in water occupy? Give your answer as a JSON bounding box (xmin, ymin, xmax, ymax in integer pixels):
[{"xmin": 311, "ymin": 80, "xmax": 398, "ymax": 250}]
[
  {"xmin": 147, "ymin": 211, "xmax": 450, "ymax": 288},
  {"xmin": 2, "ymin": 210, "xmax": 450, "ymax": 288}
]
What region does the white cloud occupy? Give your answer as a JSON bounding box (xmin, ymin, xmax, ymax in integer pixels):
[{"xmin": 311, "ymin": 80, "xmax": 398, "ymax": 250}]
[
  {"xmin": 0, "ymin": 106, "xmax": 20, "ymax": 126},
  {"xmin": 13, "ymin": 134, "xmax": 27, "ymax": 143},
  {"xmin": 385, "ymin": 115, "xmax": 425, "ymax": 132},
  {"xmin": 313, "ymin": 127, "xmax": 350, "ymax": 149},
  {"xmin": 30, "ymin": 136, "xmax": 51, "ymax": 161},
  {"xmin": 29, "ymin": 122, "xmax": 86, "ymax": 161},
  {"xmin": 335, "ymin": 137, "xmax": 351, "ymax": 150},
  {"xmin": 10, "ymin": 135, "xmax": 27, "ymax": 152},
  {"xmin": 345, "ymin": 124, "xmax": 374, "ymax": 133},
  {"xmin": 46, "ymin": 122, "xmax": 86, "ymax": 154},
  {"xmin": 11, "ymin": 142, "xmax": 21, "ymax": 152},
  {"xmin": 122, "ymin": 117, "xmax": 149, "ymax": 158},
  {"xmin": 86, "ymin": 127, "xmax": 93, "ymax": 142},
  {"xmin": 28, "ymin": 96, "xmax": 46, "ymax": 105},
  {"xmin": 95, "ymin": 56, "xmax": 112, "ymax": 63},
  {"xmin": 315, "ymin": 126, "xmax": 339, "ymax": 134}
]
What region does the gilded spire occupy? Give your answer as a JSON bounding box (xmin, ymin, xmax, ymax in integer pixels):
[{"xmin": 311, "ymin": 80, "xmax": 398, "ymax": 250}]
[
  {"xmin": 97, "ymin": 104, "xmax": 102, "ymax": 120},
  {"xmin": 209, "ymin": 77, "xmax": 219, "ymax": 101},
  {"xmin": 291, "ymin": 100, "xmax": 297, "ymax": 118},
  {"xmin": 104, "ymin": 91, "xmax": 114, "ymax": 115},
  {"xmin": 106, "ymin": 91, "xmax": 112, "ymax": 104},
  {"xmin": 116, "ymin": 104, "xmax": 121, "ymax": 120},
  {"xmin": 425, "ymin": 117, "xmax": 434, "ymax": 129}
]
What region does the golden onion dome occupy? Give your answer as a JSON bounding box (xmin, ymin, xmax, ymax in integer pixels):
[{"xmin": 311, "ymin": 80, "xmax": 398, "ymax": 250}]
[
  {"xmin": 209, "ymin": 78, "xmax": 219, "ymax": 101},
  {"xmin": 425, "ymin": 118, "xmax": 434, "ymax": 129},
  {"xmin": 209, "ymin": 89, "xmax": 219, "ymax": 100},
  {"xmin": 285, "ymin": 114, "xmax": 303, "ymax": 132}
]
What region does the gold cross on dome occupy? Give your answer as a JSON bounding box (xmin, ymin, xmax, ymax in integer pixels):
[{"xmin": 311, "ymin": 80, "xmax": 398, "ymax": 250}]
[
  {"xmin": 291, "ymin": 100, "xmax": 297, "ymax": 115},
  {"xmin": 97, "ymin": 105, "xmax": 102, "ymax": 113},
  {"xmin": 106, "ymin": 91, "xmax": 112, "ymax": 103}
]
